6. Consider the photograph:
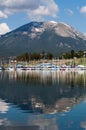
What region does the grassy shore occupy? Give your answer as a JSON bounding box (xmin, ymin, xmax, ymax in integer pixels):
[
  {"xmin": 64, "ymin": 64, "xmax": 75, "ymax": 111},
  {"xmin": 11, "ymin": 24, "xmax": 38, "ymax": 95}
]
[
  {"xmin": 2, "ymin": 58, "xmax": 86, "ymax": 68},
  {"xmin": 24, "ymin": 58, "xmax": 86, "ymax": 66}
]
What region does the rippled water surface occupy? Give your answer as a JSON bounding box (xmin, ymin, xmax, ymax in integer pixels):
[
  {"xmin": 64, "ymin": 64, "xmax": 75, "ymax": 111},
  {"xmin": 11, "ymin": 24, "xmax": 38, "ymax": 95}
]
[{"xmin": 0, "ymin": 70, "xmax": 86, "ymax": 130}]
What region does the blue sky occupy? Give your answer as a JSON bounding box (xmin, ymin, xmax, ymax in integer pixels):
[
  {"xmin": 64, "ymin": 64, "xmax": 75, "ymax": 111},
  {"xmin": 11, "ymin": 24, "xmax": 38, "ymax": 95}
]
[{"xmin": 0, "ymin": 0, "xmax": 86, "ymax": 35}]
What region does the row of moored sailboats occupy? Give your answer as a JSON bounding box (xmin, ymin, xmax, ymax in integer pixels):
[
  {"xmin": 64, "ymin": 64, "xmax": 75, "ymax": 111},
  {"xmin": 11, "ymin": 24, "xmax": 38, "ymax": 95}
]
[{"xmin": 0, "ymin": 63, "xmax": 86, "ymax": 71}]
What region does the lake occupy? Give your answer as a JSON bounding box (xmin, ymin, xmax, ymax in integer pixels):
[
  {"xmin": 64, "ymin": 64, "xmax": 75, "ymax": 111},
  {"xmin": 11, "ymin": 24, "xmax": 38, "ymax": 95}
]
[{"xmin": 0, "ymin": 70, "xmax": 86, "ymax": 130}]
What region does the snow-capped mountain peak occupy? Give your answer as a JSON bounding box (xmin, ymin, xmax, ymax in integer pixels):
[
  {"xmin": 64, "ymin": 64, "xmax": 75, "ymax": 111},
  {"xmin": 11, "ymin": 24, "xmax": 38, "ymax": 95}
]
[{"xmin": 26, "ymin": 21, "xmax": 86, "ymax": 40}]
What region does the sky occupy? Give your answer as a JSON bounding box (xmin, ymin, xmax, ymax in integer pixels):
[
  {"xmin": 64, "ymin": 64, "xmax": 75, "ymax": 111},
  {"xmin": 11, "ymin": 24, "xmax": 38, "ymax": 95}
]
[{"xmin": 0, "ymin": 0, "xmax": 86, "ymax": 35}]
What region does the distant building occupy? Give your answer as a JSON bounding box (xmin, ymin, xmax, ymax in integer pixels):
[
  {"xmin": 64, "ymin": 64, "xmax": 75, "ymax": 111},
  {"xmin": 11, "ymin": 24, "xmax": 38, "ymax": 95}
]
[{"xmin": 84, "ymin": 51, "xmax": 86, "ymax": 57}]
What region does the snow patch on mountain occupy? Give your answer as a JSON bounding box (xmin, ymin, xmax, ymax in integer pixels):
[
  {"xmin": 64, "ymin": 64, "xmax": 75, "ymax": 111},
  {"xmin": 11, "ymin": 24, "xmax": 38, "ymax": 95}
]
[
  {"xmin": 61, "ymin": 22, "xmax": 71, "ymax": 28},
  {"xmin": 16, "ymin": 21, "xmax": 86, "ymax": 40}
]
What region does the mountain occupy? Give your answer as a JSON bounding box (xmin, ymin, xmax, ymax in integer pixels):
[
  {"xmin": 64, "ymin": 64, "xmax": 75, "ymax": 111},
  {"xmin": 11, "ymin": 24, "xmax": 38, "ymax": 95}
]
[{"xmin": 0, "ymin": 21, "xmax": 86, "ymax": 57}]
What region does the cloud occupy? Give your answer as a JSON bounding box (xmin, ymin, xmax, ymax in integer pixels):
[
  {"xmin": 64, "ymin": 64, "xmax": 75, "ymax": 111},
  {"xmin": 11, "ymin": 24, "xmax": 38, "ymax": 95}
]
[
  {"xmin": 27, "ymin": 0, "xmax": 59, "ymax": 20},
  {"xmin": 0, "ymin": 0, "xmax": 59, "ymax": 20},
  {"xmin": 0, "ymin": 0, "xmax": 40, "ymax": 10},
  {"xmin": 80, "ymin": 6, "xmax": 86, "ymax": 14},
  {"xmin": 0, "ymin": 23, "xmax": 11, "ymax": 35},
  {"xmin": 0, "ymin": 11, "xmax": 8, "ymax": 18},
  {"xmin": 67, "ymin": 9, "xmax": 73, "ymax": 15}
]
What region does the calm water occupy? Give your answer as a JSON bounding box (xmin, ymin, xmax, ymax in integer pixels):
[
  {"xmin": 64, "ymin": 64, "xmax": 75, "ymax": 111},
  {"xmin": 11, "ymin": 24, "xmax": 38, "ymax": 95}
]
[{"xmin": 0, "ymin": 70, "xmax": 86, "ymax": 130}]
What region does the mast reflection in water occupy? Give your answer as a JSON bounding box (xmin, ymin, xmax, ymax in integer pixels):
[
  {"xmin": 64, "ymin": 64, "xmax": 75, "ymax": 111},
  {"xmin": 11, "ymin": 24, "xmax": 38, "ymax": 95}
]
[{"xmin": 0, "ymin": 70, "xmax": 86, "ymax": 130}]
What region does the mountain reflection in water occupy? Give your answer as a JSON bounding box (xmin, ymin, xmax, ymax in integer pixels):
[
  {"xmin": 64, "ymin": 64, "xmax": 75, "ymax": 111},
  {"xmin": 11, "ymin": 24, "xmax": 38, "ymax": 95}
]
[{"xmin": 0, "ymin": 70, "xmax": 86, "ymax": 129}]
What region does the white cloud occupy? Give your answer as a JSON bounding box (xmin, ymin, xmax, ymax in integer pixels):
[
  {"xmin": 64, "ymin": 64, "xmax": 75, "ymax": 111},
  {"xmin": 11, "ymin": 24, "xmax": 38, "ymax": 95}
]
[
  {"xmin": 0, "ymin": 0, "xmax": 40, "ymax": 10},
  {"xmin": 0, "ymin": 11, "xmax": 8, "ymax": 18},
  {"xmin": 0, "ymin": 0, "xmax": 59, "ymax": 20},
  {"xmin": 0, "ymin": 23, "xmax": 11, "ymax": 35},
  {"xmin": 27, "ymin": 0, "xmax": 59, "ymax": 20},
  {"xmin": 80, "ymin": 6, "xmax": 86, "ymax": 14}
]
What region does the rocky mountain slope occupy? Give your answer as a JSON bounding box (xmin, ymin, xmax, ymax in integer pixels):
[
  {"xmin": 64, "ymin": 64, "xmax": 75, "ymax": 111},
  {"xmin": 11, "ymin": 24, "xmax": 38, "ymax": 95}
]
[{"xmin": 0, "ymin": 21, "xmax": 86, "ymax": 56}]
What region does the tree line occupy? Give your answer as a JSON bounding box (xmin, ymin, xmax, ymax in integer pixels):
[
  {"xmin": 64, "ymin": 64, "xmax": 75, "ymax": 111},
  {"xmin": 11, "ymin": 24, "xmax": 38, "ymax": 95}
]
[
  {"xmin": 59, "ymin": 50, "xmax": 85, "ymax": 59},
  {"xmin": 15, "ymin": 50, "xmax": 85, "ymax": 61},
  {"xmin": 15, "ymin": 52, "xmax": 54, "ymax": 61}
]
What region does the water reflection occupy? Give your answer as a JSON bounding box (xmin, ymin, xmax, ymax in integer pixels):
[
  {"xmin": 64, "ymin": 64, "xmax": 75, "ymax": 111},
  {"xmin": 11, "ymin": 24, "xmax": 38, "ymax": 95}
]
[
  {"xmin": 0, "ymin": 118, "xmax": 11, "ymax": 126},
  {"xmin": 0, "ymin": 70, "xmax": 86, "ymax": 129},
  {"xmin": 81, "ymin": 121, "xmax": 86, "ymax": 130},
  {"xmin": 0, "ymin": 99, "xmax": 9, "ymax": 113},
  {"xmin": 0, "ymin": 70, "xmax": 86, "ymax": 86},
  {"xmin": 28, "ymin": 115, "xmax": 58, "ymax": 130},
  {"xmin": 0, "ymin": 70, "xmax": 86, "ymax": 114}
]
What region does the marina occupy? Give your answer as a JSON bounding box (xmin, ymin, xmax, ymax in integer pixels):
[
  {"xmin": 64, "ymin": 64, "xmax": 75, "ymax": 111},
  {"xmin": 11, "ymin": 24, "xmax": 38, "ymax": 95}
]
[{"xmin": 0, "ymin": 62, "xmax": 86, "ymax": 72}]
